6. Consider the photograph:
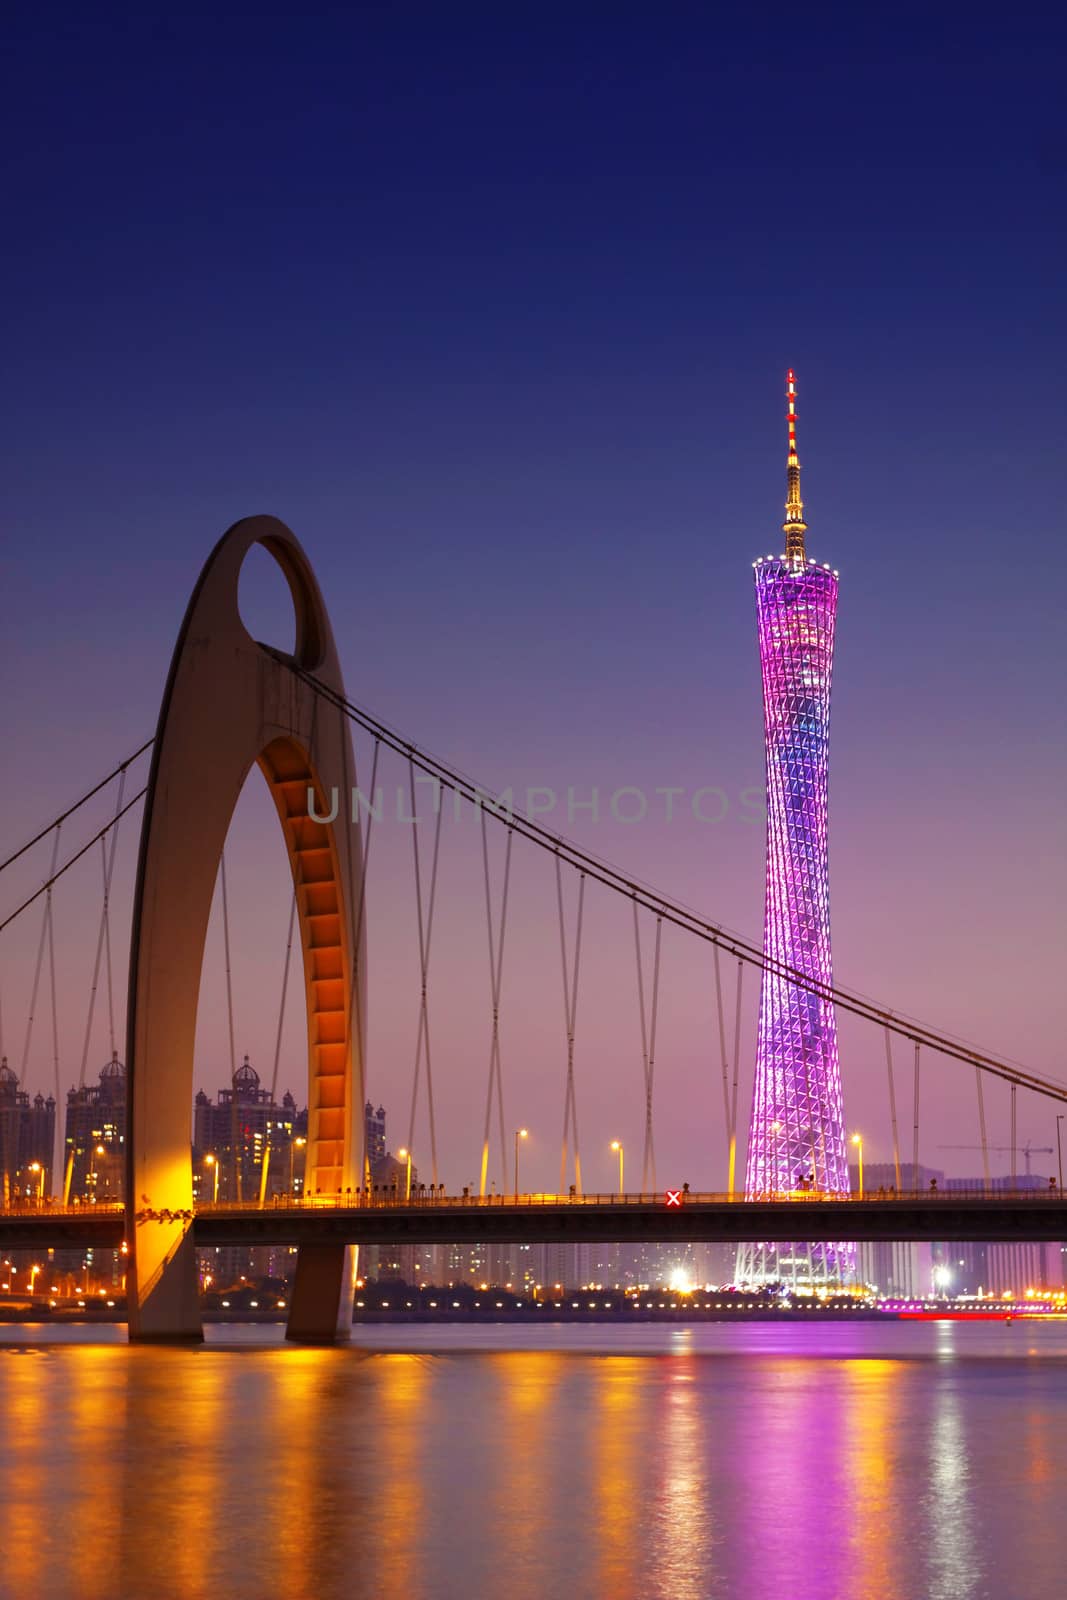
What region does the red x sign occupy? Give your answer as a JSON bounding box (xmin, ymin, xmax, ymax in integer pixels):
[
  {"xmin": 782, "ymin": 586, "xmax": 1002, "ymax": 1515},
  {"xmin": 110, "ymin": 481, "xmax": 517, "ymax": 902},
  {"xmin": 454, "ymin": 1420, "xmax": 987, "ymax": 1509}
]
[{"xmin": 665, "ymin": 1189, "xmax": 683, "ymax": 1208}]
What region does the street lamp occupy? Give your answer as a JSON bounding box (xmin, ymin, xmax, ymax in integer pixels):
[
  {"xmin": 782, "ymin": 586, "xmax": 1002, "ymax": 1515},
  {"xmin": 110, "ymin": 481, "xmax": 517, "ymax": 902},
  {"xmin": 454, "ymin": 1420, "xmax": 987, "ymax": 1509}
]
[
  {"xmin": 289, "ymin": 1136, "xmax": 306, "ymax": 1195},
  {"xmin": 29, "ymin": 1162, "xmax": 45, "ymax": 1201},
  {"xmin": 205, "ymin": 1153, "xmax": 219, "ymax": 1203},
  {"xmin": 610, "ymin": 1140, "xmax": 623, "ymax": 1196},
  {"xmin": 397, "ymin": 1147, "xmax": 412, "ymax": 1201},
  {"xmin": 514, "ymin": 1128, "xmax": 528, "ymax": 1197},
  {"xmin": 851, "ymin": 1133, "xmax": 864, "ymax": 1199}
]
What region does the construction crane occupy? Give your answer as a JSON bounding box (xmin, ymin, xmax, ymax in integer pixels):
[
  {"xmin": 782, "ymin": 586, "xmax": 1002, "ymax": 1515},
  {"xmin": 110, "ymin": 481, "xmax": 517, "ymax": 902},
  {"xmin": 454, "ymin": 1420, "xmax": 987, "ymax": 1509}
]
[{"xmin": 939, "ymin": 1143, "xmax": 1054, "ymax": 1178}]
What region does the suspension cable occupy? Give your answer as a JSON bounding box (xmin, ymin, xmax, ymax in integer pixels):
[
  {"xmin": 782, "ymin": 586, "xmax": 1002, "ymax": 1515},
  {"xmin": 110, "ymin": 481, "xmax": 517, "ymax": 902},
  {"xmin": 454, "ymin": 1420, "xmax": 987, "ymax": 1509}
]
[
  {"xmin": 270, "ymin": 891, "xmax": 298, "ymax": 1110},
  {"xmin": 556, "ymin": 857, "xmax": 585, "ymax": 1195},
  {"xmin": 713, "ymin": 940, "xmax": 731, "ymax": 1186},
  {"xmin": 912, "ymin": 1041, "xmax": 921, "ymax": 1190},
  {"xmin": 730, "ymin": 958, "xmax": 742, "ymax": 1195},
  {"xmin": 632, "ymin": 902, "xmax": 661, "ymax": 1192},
  {"xmin": 348, "ymin": 737, "xmax": 380, "ymax": 1185},
  {"xmin": 279, "ymin": 658, "xmax": 1067, "ymax": 1106},
  {"xmin": 45, "ymin": 843, "xmax": 61, "ymax": 1194},
  {"xmin": 0, "ymin": 739, "xmax": 153, "ymax": 879},
  {"xmin": 76, "ymin": 768, "xmax": 128, "ymax": 1091},
  {"xmin": 479, "ymin": 815, "xmax": 512, "ymax": 1196},
  {"xmin": 884, "ymin": 1023, "xmax": 902, "ymax": 1192},
  {"xmin": 0, "ymin": 789, "xmax": 146, "ymax": 937},
  {"xmin": 976, "ymin": 1065, "xmax": 990, "ymax": 1192},
  {"xmin": 20, "ymin": 826, "xmax": 62, "ymax": 1082},
  {"xmin": 405, "ymin": 755, "xmax": 442, "ymax": 1188},
  {"xmin": 220, "ymin": 849, "xmax": 240, "ymax": 1200}
]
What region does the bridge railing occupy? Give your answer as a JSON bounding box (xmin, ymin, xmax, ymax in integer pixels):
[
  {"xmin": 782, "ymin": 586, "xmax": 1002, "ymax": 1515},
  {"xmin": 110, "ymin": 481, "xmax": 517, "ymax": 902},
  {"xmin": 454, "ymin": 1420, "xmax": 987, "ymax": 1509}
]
[{"xmin": 2, "ymin": 1184, "xmax": 1063, "ymax": 1219}]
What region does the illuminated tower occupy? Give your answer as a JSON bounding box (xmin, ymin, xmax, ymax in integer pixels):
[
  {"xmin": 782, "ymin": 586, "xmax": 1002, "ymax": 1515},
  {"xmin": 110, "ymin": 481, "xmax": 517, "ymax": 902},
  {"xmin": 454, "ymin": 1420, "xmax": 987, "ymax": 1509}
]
[{"xmin": 737, "ymin": 371, "xmax": 852, "ymax": 1287}]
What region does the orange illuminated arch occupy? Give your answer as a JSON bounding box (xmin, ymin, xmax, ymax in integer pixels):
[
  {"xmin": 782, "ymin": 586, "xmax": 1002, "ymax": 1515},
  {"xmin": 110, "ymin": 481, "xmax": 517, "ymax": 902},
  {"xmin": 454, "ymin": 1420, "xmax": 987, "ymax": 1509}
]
[{"xmin": 124, "ymin": 517, "xmax": 365, "ymax": 1340}]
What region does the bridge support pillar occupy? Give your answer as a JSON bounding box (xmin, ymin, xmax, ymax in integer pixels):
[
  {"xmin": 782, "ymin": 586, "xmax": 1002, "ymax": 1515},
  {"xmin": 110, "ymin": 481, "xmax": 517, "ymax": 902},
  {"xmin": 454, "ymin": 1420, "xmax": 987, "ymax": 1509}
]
[
  {"xmin": 286, "ymin": 1243, "xmax": 358, "ymax": 1343},
  {"xmin": 127, "ymin": 1225, "xmax": 203, "ymax": 1342}
]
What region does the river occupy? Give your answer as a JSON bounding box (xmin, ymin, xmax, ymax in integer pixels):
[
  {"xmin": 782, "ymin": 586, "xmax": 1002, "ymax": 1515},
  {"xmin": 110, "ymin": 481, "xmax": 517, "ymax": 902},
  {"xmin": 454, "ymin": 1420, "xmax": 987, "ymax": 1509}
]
[{"xmin": 2, "ymin": 1320, "xmax": 1065, "ymax": 1599}]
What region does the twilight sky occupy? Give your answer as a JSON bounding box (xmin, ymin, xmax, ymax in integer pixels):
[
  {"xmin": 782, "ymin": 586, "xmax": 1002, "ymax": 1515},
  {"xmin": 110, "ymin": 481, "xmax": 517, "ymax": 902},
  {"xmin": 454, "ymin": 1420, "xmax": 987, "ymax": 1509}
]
[{"xmin": 2, "ymin": 4, "xmax": 1065, "ymax": 1189}]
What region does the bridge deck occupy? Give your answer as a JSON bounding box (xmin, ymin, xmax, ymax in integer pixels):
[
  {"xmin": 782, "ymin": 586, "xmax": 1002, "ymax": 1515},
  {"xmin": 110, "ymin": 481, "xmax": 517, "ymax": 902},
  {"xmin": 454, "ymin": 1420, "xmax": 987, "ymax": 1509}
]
[{"xmin": 2, "ymin": 1191, "xmax": 1065, "ymax": 1249}]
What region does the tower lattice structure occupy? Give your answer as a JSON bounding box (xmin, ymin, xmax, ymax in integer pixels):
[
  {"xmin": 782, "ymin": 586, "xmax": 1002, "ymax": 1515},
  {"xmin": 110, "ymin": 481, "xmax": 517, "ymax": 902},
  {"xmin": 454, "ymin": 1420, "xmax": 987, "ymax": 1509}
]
[{"xmin": 737, "ymin": 371, "xmax": 853, "ymax": 1286}]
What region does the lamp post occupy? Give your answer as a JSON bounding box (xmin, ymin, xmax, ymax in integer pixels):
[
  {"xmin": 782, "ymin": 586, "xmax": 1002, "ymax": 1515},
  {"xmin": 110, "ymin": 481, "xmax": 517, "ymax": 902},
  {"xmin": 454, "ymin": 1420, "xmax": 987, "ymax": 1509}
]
[
  {"xmin": 289, "ymin": 1135, "xmax": 306, "ymax": 1196},
  {"xmin": 1057, "ymin": 1116, "xmax": 1064, "ymax": 1191},
  {"xmin": 610, "ymin": 1140, "xmax": 623, "ymax": 1196},
  {"xmin": 398, "ymin": 1147, "xmax": 412, "ymax": 1201},
  {"xmin": 205, "ymin": 1153, "xmax": 219, "ymax": 1203},
  {"xmin": 29, "ymin": 1162, "xmax": 45, "ymax": 1201},
  {"xmin": 851, "ymin": 1133, "xmax": 864, "ymax": 1200},
  {"xmin": 514, "ymin": 1128, "xmax": 528, "ymax": 1197}
]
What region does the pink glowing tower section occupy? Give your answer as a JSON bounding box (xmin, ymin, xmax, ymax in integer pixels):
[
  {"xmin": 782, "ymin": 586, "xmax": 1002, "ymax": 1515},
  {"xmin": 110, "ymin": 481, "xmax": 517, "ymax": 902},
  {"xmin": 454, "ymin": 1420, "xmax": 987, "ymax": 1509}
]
[{"xmin": 738, "ymin": 373, "xmax": 852, "ymax": 1286}]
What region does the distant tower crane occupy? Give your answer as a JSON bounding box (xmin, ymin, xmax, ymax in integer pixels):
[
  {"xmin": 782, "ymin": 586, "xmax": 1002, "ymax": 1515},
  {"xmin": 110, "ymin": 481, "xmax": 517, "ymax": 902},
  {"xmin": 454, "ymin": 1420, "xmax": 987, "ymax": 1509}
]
[{"xmin": 938, "ymin": 1142, "xmax": 1054, "ymax": 1179}]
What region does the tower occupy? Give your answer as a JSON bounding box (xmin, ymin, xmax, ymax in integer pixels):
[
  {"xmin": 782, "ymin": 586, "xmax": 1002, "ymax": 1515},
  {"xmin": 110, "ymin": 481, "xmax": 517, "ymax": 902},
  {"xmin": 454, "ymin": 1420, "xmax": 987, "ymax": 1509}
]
[{"xmin": 737, "ymin": 371, "xmax": 852, "ymax": 1286}]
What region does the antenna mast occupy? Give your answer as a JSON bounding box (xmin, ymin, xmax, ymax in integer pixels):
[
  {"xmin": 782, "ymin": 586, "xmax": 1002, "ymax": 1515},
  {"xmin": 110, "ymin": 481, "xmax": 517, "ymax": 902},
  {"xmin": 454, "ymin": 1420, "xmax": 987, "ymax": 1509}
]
[{"xmin": 783, "ymin": 368, "xmax": 807, "ymax": 563}]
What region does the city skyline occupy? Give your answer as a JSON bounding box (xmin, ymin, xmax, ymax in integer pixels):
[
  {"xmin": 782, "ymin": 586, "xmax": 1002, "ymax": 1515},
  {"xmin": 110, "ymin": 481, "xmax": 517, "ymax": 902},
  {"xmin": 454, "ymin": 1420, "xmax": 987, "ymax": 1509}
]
[{"xmin": 2, "ymin": 9, "xmax": 1063, "ymax": 1197}]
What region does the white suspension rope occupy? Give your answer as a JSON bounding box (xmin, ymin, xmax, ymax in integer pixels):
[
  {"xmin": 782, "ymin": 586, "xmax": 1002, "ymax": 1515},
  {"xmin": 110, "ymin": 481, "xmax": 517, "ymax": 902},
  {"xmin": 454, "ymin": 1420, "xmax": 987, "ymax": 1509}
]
[
  {"xmin": 20, "ymin": 824, "xmax": 62, "ymax": 1081},
  {"xmin": 556, "ymin": 856, "xmax": 585, "ymax": 1195},
  {"xmin": 77, "ymin": 769, "xmax": 128, "ymax": 1087},
  {"xmin": 912, "ymin": 1040, "xmax": 921, "ymax": 1190},
  {"xmin": 479, "ymin": 813, "xmax": 512, "ymax": 1196},
  {"xmin": 220, "ymin": 849, "xmax": 239, "ymax": 1199},
  {"xmin": 884, "ymin": 1023, "xmax": 902, "ymax": 1192},
  {"xmin": 632, "ymin": 901, "xmax": 661, "ymax": 1192},
  {"xmin": 405, "ymin": 756, "xmax": 442, "ymax": 1187},
  {"xmin": 45, "ymin": 848, "xmax": 60, "ymax": 1193},
  {"xmin": 713, "ymin": 943, "xmax": 731, "ymax": 1191},
  {"xmin": 270, "ymin": 891, "xmax": 298, "ymax": 1108},
  {"xmin": 976, "ymin": 1066, "xmax": 990, "ymax": 1192},
  {"xmin": 730, "ymin": 957, "xmax": 742, "ymax": 1195},
  {"xmin": 347, "ymin": 736, "xmax": 380, "ymax": 1186}
]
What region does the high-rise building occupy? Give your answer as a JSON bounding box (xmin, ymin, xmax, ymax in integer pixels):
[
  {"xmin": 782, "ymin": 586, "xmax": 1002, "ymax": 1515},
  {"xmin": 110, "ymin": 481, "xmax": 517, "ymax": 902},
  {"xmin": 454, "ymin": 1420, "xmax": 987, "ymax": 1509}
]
[
  {"xmin": 0, "ymin": 1057, "xmax": 56, "ymax": 1200},
  {"xmin": 193, "ymin": 1056, "xmax": 303, "ymax": 1203},
  {"xmin": 738, "ymin": 372, "xmax": 851, "ymax": 1286},
  {"xmin": 65, "ymin": 1053, "xmax": 126, "ymax": 1200}
]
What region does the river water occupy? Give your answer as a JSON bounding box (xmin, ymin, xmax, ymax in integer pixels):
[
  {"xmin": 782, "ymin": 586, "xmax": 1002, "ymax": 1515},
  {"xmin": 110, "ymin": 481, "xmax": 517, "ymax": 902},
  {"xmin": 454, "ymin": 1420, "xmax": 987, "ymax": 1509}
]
[{"xmin": 2, "ymin": 1320, "xmax": 1065, "ymax": 1600}]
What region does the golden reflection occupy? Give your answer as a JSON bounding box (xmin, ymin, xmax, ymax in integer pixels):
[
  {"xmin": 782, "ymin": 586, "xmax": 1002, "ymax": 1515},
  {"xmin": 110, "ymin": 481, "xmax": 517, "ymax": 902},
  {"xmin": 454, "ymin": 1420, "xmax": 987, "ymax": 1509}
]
[
  {"xmin": 3, "ymin": 1346, "xmax": 53, "ymax": 1591},
  {"xmin": 65, "ymin": 1346, "xmax": 129, "ymax": 1598},
  {"xmin": 117, "ymin": 1347, "xmax": 226, "ymax": 1595},
  {"xmin": 592, "ymin": 1355, "xmax": 646, "ymax": 1596},
  {"xmin": 364, "ymin": 1352, "xmax": 429, "ymax": 1597},
  {"xmin": 488, "ymin": 1351, "xmax": 563, "ymax": 1596},
  {"xmin": 840, "ymin": 1359, "xmax": 903, "ymax": 1599}
]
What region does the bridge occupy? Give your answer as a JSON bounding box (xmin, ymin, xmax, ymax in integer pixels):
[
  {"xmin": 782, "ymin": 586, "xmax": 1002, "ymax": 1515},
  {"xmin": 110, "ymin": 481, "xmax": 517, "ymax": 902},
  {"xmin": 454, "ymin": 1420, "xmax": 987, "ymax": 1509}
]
[
  {"xmin": 2, "ymin": 516, "xmax": 1064, "ymax": 1341},
  {"xmin": 4, "ymin": 1189, "xmax": 1067, "ymax": 1254}
]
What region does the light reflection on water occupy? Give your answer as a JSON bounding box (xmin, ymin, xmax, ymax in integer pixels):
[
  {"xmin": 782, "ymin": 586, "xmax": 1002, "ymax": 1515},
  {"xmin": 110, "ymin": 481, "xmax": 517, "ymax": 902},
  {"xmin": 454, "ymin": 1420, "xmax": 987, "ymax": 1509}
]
[{"xmin": 1, "ymin": 1321, "xmax": 1066, "ymax": 1599}]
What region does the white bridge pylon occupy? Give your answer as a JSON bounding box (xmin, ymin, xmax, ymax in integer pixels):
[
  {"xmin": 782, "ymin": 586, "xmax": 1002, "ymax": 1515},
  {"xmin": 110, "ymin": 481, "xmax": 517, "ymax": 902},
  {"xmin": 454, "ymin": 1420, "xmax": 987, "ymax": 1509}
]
[{"xmin": 125, "ymin": 517, "xmax": 366, "ymax": 1341}]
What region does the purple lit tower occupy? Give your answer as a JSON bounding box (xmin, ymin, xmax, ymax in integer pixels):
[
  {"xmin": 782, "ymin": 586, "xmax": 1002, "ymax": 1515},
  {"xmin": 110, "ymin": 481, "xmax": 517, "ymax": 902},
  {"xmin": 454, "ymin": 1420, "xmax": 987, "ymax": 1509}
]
[{"xmin": 736, "ymin": 371, "xmax": 852, "ymax": 1287}]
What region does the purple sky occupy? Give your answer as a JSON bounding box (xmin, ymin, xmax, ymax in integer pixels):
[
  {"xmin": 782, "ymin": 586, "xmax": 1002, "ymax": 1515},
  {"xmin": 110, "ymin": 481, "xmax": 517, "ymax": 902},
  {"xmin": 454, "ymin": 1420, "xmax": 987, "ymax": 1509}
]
[{"xmin": 1, "ymin": 5, "xmax": 1065, "ymax": 1188}]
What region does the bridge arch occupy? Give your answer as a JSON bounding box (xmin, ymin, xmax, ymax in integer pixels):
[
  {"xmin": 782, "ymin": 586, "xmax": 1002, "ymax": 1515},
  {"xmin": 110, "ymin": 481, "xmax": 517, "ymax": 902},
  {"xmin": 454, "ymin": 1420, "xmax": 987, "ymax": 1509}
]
[{"xmin": 125, "ymin": 517, "xmax": 365, "ymax": 1340}]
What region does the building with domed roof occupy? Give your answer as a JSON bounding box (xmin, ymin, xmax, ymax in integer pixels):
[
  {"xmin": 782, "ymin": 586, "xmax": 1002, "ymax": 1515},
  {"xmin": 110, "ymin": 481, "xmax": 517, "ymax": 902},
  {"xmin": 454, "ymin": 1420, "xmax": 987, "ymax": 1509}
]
[
  {"xmin": 0, "ymin": 1057, "xmax": 56, "ymax": 1200},
  {"xmin": 193, "ymin": 1055, "xmax": 305, "ymax": 1203},
  {"xmin": 64, "ymin": 1052, "xmax": 126, "ymax": 1200}
]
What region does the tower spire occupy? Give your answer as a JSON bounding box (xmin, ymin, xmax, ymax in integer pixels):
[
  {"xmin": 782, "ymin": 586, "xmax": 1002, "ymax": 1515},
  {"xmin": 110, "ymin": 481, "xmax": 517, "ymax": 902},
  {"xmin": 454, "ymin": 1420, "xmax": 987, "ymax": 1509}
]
[{"xmin": 783, "ymin": 368, "xmax": 807, "ymax": 563}]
